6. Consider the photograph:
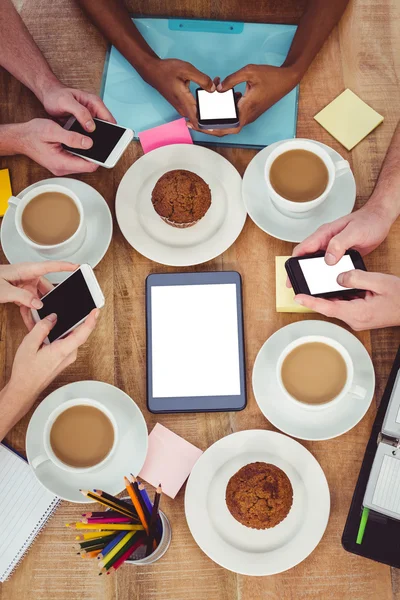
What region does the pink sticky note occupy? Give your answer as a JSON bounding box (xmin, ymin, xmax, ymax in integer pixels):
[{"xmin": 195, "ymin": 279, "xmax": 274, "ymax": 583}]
[
  {"xmin": 138, "ymin": 118, "xmax": 193, "ymax": 154},
  {"xmin": 138, "ymin": 423, "xmax": 203, "ymax": 499}
]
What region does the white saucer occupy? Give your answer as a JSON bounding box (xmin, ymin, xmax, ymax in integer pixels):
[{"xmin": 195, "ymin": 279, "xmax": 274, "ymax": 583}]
[
  {"xmin": 242, "ymin": 139, "xmax": 356, "ymax": 242},
  {"xmin": 115, "ymin": 144, "xmax": 246, "ymax": 266},
  {"xmin": 26, "ymin": 381, "xmax": 148, "ymax": 502},
  {"xmin": 185, "ymin": 429, "xmax": 330, "ymax": 576},
  {"xmin": 252, "ymin": 320, "xmax": 375, "ymax": 441},
  {"xmin": 1, "ymin": 178, "xmax": 113, "ymax": 283}
]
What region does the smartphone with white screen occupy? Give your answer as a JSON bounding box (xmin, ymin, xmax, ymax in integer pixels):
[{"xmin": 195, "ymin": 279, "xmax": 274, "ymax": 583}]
[
  {"xmin": 31, "ymin": 264, "xmax": 104, "ymax": 344},
  {"xmin": 285, "ymin": 249, "xmax": 367, "ymax": 299},
  {"xmin": 196, "ymin": 88, "xmax": 239, "ymax": 129},
  {"xmin": 63, "ymin": 117, "xmax": 133, "ymax": 168}
]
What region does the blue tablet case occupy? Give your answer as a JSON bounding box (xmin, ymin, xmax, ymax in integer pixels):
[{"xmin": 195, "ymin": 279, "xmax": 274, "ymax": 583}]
[{"xmin": 101, "ymin": 18, "xmax": 298, "ymax": 149}]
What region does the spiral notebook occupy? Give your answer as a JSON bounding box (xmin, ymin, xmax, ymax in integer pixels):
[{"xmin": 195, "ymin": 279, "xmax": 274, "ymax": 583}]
[{"xmin": 0, "ymin": 443, "xmax": 60, "ymax": 581}]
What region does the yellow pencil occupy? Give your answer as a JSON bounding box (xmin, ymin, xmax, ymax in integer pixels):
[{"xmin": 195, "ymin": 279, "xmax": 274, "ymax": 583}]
[
  {"xmin": 124, "ymin": 476, "xmax": 149, "ymax": 534},
  {"xmin": 98, "ymin": 530, "xmax": 136, "ymax": 568},
  {"xmin": 66, "ymin": 523, "xmax": 144, "ymax": 531},
  {"xmin": 75, "ymin": 531, "xmax": 117, "ymax": 541}
]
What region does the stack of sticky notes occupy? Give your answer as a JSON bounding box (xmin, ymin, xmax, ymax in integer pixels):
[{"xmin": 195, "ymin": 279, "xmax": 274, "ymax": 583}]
[
  {"xmin": 139, "ymin": 423, "xmax": 203, "ymax": 499},
  {"xmin": 138, "ymin": 118, "xmax": 193, "ymax": 154},
  {"xmin": 314, "ymin": 89, "xmax": 384, "ymax": 151},
  {"xmin": 0, "ymin": 169, "xmax": 12, "ymax": 217},
  {"xmin": 275, "ymin": 256, "xmax": 313, "ymax": 313}
]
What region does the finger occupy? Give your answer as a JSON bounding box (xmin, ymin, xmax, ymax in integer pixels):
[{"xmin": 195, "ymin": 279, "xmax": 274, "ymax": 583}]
[
  {"xmin": 213, "ymin": 76, "xmax": 221, "ymax": 87},
  {"xmin": 336, "ymin": 269, "xmax": 387, "ymax": 293},
  {"xmin": 52, "ymin": 308, "xmax": 99, "ymax": 354},
  {"xmin": 2, "ymin": 281, "xmax": 43, "ymax": 309},
  {"xmin": 38, "ymin": 276, "xmax": 54, "ymax": 296},
  {"xmin": 54, "ymin": 124, "xmax": 93, "ymax": 150},
  {"xmin": 79, "ymin": 92, "xmax": 116, "ymax": 124},
  {"xmin": 20, "ymin": 305, "xmax": 36, "ymax": 331},
  {"xmin": 11, "ymin": 261, "xmax": 78, "ymax": 282},
  {"xmin": 185, "ymin": 66, "xmax": 215, "ymax": 92},
  {"xmin": 325, "ymin": 223, "xmax": 361, "ymax": 265},
  {"xmin": 294, "ymin": 294, "xmax": 350, "ymax": 320},
  {"xmin": 292, "ymin": 218, "xmax": 350, "ymax": 260},
  {"xmin": 218, "ymin": 67, "xmax": 250, "ymax": 91},
  {"xmin": 51, "ymin": 152, "xmax": 99, "ymax": 175},
  {"xmin": 25, "ymin": 313, "xmax": 57, "ymax": 349},
  {"xmin": 60, "ymin": 95, "xmax": 96, "ymax": 132}
]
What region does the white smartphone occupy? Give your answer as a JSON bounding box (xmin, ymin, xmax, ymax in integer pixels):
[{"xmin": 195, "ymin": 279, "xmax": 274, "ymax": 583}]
[
  {"xmin": 31, "ymin": 264, "xmax": 105, "ymax": 344},
  {"xmin": 196, "ymin": 88, "xmax": 239, "ymax": 130},
  {"xmin": 63, "ymin": 117, "xmax": 133, "ymax": 168}
]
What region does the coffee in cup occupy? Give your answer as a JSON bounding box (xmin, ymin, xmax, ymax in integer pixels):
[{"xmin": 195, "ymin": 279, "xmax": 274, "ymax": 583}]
[
  {"xmin": 269, "ymin": 149, "xmax": 329, "ymax": 202},
  {"xmin": 276, "ymin": 335, "xmax": 366, "ymax": 411},
  {"xmin": 21, "ymin": 191, "xmax": 80, "ymax": 246},
  {"xmin": 50, "ymin": 404, "xmax": 115, "ymax": 469}
]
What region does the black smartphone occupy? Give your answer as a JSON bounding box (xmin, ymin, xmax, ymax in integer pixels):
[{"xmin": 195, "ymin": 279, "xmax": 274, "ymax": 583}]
[
  {"xmin": 285, "ymin": 249, "xmax": 367, "ymax": 299},
  {"xmin": 196, "ymin": 88, "xmax": 239, "ymax": 130}
]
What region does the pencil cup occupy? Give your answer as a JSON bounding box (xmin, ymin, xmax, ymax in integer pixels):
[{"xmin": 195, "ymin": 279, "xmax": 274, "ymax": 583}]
[{"xmin": 125, "ymin": 510, "xmax": 171, "ymax": 565}]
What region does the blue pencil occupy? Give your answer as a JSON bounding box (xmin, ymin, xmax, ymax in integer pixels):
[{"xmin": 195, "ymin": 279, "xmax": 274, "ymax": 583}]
[
  {"xmin": 136, "ymin": 478, "xmax": 162, "ymax": 539},
  {"xmin": 97, "ymin": 530, "xmax": 126, "ymax": 560}
]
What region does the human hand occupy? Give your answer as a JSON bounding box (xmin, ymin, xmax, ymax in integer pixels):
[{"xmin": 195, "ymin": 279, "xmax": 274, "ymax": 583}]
[
  {"xmin": 15, "ymin": 118, "xmax": 102, "ymax": 175},
  {"xmin": 292, "ymin": 205, "xmax": 391, "ymax": 265},
  {"xmin": 201, "ymin": 65, "xmax": 298, "ymax": 137},
  {"xmin": 143, "ymin": 58, "xmax": 215, "ymax": 127},
  {"xmin": 295, "ymin": 271, "xmax": 400, "ymax": 331},
  {"xmin": 9, "ymin": 309, "xmax": 99, "ymax": 407},
  {"xmin": 0, "ymin": 261, "xmax": 77, "ymax": 309},
  {"xmin": 41, "ymin": 83, "xmax": 116, "ymax": 132}
]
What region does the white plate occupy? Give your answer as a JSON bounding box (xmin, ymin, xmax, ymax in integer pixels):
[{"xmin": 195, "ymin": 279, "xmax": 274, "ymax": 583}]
[
  {"xmin": 26, "ymin": 381, "xmax": 148, "ymax": 502},
  {"xmin": 1, "ymin": 178, "xmax": 113, "ymax": 283},
  {"xmin": 115, "ymin": 144, "xmax": 246, "ymax": 266},
  {"xmin": 242, "ymin": 139, "xmax": 356, "ymax": 242},
  {"xmin": 252, "ymin": 320, "xmax": 375, "ymax": 441},
  {"xmin": 185, "ymin": 429, "xmax": 330, "ymax": 576}
]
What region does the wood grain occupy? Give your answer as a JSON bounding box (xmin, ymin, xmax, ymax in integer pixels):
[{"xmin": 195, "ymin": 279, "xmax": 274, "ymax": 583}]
[{"xmin": 0, "ymin": 0, "xmax": 399, "ymax": 598}]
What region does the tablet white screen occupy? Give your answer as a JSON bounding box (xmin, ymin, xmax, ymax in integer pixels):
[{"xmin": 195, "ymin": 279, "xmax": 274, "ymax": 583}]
[{"xmin": 151, "ymin": 284, "xmax": 241, "ymax": 398}]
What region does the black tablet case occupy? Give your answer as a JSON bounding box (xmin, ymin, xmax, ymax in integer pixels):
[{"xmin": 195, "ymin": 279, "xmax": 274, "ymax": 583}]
[{"xmin": 342, "ymin": 345, "xmax": 400, "ymax": 567}]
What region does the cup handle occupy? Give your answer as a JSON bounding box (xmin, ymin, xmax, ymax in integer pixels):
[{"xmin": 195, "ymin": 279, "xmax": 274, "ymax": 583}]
[
  {"xmin": 349, "ymin": 384, "xmax": 367, "ymax": 399},
  {"xmin": 31, "ymin": 454, "xmax": 50, "ymax": 470},
  {"xmin": 334, "ymin": 160, "xmax": 350, "ymax": 178}
]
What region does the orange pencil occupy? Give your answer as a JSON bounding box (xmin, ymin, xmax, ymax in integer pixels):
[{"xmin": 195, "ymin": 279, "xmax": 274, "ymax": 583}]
[
  {"xmin": 124, "ymin": 476, "xmax": 149, "ymax": 534},
  {"xmin": 81, "ymin": 549, "xmax": 102, "ymax": 558}
]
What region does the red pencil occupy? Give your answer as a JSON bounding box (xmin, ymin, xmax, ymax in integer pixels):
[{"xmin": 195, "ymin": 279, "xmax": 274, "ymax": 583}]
[
  {"xmin": 82, "ymin": 517, "xmax": 133, "ymax": 524},
  {"xmin": 109, "ymin": 539, "xmax": 145, "ymax": 572}
]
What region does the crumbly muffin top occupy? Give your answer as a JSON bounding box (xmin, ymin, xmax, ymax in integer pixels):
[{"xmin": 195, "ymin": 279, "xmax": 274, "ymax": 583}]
[{"xmin": 151, "ymin": 169, "xmax": 211, "ymax": 224}]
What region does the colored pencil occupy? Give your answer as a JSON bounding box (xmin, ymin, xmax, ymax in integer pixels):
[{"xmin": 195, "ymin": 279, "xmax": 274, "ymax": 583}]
[
  {"xmin": 128, "ymin": 475, "xmax": 151, "ymax": 521},
  {"xmin": 356, "ymin": 507, "xmax": 370, "ymax": 544},
  {"xmin": 134, "ymin": 477, "xmax": 162, "ymax": 540},
  {"xmin": 97, "ymin": 530, "xmax": 126, "ymax": 560},
  {"xmin": 145, "ymin": 485, "xmax": 162, "ymax": 556},
  {"xmin": 98, "ymin": 530, "xmax": 136, "ymax": 568},
  {"xmin": 74, "ymin": 537, "xmax": 113, "ymax": 550},
  {"xmin": 66, "ymin": 523, "xmax": 144, "ymax": 531},
  {"xmin": 82, "ymin": 517, "xmax": 133, "ymax": 524},
  {"xmin": 102, "ymin": 532, "xmax": 145, "ymax": 572},
  {"xmin": 80, "ymin": 489, "xmax": 137, "ymax": 518},
  {"xmin": 124, "ymin": 477, "xmax": 149, "ymax": 534},
  {"xmin": 77, "ymin": 542, "xmax": 106, "ymax": 554},
  {"xmin": 75, "ymin": 531, "xmax": 117, "ymax": 541},
  {"xmin": 93, "ymin": 489, "xmax": 138, "ymax": 516},
  {"xmin": 81, "ymin": 549, "xmax": 102, "ymax": 558},
  {"xmin": 82, "ymin": 511, "xmax": 123, "ymax": 519},
  {"xmin": 110, "ymin": 538, "xmax": 146, "ymax": 571}
]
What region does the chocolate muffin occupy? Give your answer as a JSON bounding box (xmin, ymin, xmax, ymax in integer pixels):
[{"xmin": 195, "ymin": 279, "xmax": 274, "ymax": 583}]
[
  {"xmin": 151, "ymin": 169, "xmax": 211, "ymax": 228},
  {"xmin": 225, "ymin": 462, "xmax": 293, "ymax": 529}
]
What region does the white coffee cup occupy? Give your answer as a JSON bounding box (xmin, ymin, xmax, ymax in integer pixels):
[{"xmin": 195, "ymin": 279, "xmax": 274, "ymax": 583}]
[
  {"xmin": 30, "ymin": 398, "xmax": 118, "ymax": 473},
  {"xmin": 276, "ymin": 335, "xmax": 366, "ymax": 411},
  {"xmin": 8, "ymin": 183, "xmax": 86, "ymax": 258},
  {"xmin": 264, "ymin": 139, "xmax": 350, "ymax": 217}
]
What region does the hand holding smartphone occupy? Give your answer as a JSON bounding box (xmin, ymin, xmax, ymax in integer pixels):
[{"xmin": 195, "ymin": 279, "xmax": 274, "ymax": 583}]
[
  {"xmin": 63, "ymin": 117, "xmax": 133, "ymax": 168},
  {"xmin": 31, "ymin": 264, "xmax": 104, "ymax": 344},
  {"xmin": 196, "ymin": 88, "xmax": 239, "ymax": 130},
  {"xmin": 285, "ymin": 249, "xmax": 367, "ymax": 299}
]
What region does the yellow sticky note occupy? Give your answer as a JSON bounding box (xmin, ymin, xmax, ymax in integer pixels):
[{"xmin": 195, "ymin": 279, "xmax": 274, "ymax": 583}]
[
  {"xmin": 275, "ymin": 256, "xmax": 313, "ymax": 313},
  {"xmin": 0, "ymin": 169, "xmax": 12, "ymax": 217},
  {"xmin": 314, "ymin": 89, "xmax": 383, "ymax": 151}
]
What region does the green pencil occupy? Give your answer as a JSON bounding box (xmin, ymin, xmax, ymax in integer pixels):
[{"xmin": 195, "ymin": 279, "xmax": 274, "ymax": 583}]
[{"xmin": 356, "ymin": 507, "xmax": 370, "ymax": 544}]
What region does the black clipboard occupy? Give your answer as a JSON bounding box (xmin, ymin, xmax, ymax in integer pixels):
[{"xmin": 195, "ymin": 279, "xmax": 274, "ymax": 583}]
[{"xmin": 342, "ymin": 345, "xmax": 400, "ymax": 567}]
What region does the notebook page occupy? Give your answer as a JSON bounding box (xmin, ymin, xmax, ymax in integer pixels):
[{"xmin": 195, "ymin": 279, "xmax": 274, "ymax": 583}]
[
  {"xmin": 372, "ymin": 454, "xmax": 400, "ymax": 514},
  {"xmin": 0, "ymin": 445, "xmax": 59, "ymax": 581}
]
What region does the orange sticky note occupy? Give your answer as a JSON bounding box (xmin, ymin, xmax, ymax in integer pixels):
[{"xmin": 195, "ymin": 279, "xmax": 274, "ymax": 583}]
[{"xmin": 0, "ymin": 169, "xmax": 12, "ymax": 217}]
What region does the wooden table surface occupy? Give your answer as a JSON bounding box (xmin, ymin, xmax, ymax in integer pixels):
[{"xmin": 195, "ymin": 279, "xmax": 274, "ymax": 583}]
[{"xmin": 1, "ymin": 0, "xmax": 400, "ymax": 598}]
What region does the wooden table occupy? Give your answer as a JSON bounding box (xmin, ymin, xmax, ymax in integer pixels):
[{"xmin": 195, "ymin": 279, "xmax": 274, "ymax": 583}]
[{"xmin": 1, "ymin": 0, "xmax": 399, "ymax": 598}]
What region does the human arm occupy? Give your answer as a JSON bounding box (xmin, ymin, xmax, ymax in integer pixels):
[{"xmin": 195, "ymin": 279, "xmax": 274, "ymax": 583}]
[
  {"xmin": 292, "ymin": 122, "xmax": 400, "ymax": 264},
  {"xmin": 212, "ymin": 0, "xmax": 350, "ymax": 135},
  {"xmin": 295, "ymin": 270, "xmax": 400, "ymax": 331},
  {"xmin": 76, "ymin": 0, "xmax": 215, "ymax": 126},
  {"xmin": 0, "ymin": 310, "xmax": 99, "ymax": 441}
]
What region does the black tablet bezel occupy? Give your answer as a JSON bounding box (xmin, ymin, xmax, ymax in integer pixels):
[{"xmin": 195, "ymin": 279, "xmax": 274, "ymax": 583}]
[
  {"xmin": 146, "ymin": 271, "xmax": 246, "ymax": 413},
  {"xmin": 285, "ymin": 249, "xmax": 367, "ymax": 299}
]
